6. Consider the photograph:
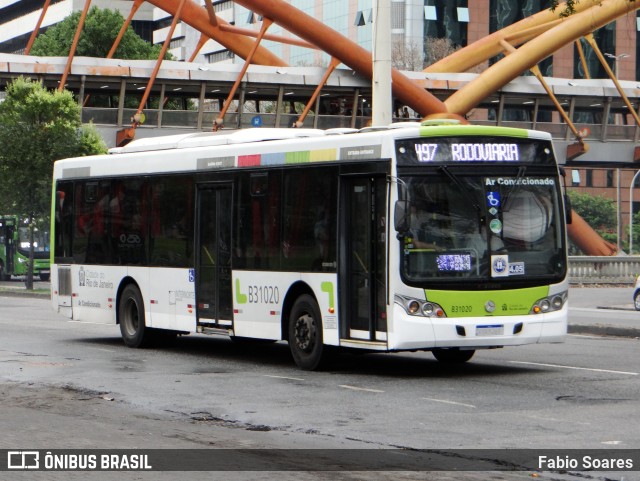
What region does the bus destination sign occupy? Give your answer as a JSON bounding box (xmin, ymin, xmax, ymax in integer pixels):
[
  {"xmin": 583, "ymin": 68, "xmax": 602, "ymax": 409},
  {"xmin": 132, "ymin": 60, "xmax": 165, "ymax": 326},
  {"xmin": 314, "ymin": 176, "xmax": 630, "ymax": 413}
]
[{"xmin": 395, "ymin": 136, "xmax": 554, "ymax": 166}]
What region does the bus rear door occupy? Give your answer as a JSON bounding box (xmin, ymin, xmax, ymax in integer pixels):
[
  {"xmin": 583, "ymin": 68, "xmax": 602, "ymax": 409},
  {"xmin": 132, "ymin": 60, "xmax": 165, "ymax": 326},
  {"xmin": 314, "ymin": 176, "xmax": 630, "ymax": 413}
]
[{"xmin": 196, "ymin": 184, "xmax": 233, "ymax": 329}]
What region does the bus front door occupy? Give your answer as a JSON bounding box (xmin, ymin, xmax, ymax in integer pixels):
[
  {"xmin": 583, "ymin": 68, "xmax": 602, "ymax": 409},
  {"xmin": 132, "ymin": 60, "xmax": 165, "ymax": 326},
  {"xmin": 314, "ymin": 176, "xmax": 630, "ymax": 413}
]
[
  {"xmin": 196, "ymin": 185, "xmax": 233, "ymax": 329},
  {"xmin": 342, "ymin": 176, "xmax": 388, "ymax": 343}
]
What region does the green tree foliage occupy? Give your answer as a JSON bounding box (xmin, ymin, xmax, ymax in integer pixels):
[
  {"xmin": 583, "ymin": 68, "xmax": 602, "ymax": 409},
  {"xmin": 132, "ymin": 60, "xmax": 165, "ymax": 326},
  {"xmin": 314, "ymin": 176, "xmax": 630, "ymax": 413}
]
[
  {"xmin": 549, "ymin": 0, "xmax": 636, "ymax": 18},
  {"xmin": 568, "ymin": 190, "xmax": 617, "ymax": 253},
  {"xmin": 0, "ymin": 77, "xmax": 107, "ymax": 288},
  {"xmin": 29, "ymin": 7, "xmax": 190, "ymax": 111},
  {"xmin": 30, "ymin": 7, "xmax": 166, "ymax": 60}
]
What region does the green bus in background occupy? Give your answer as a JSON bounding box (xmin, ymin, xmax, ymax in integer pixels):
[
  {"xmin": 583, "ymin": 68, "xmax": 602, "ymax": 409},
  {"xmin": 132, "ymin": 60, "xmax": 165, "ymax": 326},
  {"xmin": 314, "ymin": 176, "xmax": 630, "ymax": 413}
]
[{"xmin": 0, "ymin": 215, "xmax": 50, "ymax": 281}]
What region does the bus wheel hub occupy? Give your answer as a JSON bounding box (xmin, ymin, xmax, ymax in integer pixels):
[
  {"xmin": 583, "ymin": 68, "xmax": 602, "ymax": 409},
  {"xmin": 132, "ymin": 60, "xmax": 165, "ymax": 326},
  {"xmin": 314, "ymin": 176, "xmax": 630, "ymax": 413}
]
[{"xmin": 294, "ymin": 314, "xmax": 315, "ymax": 351}]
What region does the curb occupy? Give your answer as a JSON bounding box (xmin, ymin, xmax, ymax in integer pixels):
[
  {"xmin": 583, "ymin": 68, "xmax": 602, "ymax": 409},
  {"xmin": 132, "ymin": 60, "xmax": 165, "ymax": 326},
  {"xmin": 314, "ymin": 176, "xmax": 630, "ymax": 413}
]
[
  {"xmin": 568, "ymin": 305, "xmax": 640, "ymax": 339},
  {"xmin": 568, "ymin": 324, "xmax": 640, "ymax": 339},
  {"xmin": 0, "ymin": 290, "xmax": 50, "ymax": 299}
]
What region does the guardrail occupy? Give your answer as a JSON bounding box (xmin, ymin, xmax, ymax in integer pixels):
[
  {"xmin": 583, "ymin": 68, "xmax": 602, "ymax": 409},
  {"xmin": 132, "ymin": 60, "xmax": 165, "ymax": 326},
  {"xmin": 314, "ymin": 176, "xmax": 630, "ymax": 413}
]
[{"xmin": 569, "ymin": 256, "xmax": 640, "ymax": 284}]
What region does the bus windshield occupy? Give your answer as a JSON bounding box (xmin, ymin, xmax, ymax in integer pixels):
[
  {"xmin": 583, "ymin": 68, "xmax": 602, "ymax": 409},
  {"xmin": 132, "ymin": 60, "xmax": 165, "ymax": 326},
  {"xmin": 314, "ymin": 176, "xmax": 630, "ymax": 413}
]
[
  {"xmin": 399, "ymin": 170, "xmax": 565, "ymax": 285},
  {"xmin": 18, "ymin": 226, "xmax": 50, "ymax": 254}
]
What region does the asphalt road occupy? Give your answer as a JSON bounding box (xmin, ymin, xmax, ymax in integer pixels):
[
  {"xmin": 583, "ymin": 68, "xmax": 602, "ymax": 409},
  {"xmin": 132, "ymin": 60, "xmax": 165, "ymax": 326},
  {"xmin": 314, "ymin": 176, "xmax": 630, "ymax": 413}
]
[{"xmin": 0, "ymin": 293, "xmax": 638, "ymax": 480}]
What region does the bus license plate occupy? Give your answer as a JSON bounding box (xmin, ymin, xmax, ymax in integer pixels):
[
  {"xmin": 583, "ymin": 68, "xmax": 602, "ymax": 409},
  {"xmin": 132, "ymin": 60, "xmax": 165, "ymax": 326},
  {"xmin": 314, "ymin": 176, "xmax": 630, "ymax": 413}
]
[{"xmin": 476, "ymin": 325, "xmax": 504, "ymax": 336}]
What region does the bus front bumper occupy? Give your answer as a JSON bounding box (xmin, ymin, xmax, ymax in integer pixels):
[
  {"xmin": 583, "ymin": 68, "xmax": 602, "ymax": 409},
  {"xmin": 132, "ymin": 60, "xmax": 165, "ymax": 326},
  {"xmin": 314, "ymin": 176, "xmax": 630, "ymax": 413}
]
[{"xmin": 389, "ymin": 304, "xmax": 567, "ymax": 351}]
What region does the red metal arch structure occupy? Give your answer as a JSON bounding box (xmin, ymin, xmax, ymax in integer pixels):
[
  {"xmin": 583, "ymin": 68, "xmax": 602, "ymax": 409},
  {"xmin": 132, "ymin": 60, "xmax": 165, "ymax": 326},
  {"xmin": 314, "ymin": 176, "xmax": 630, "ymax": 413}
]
[{"xmin": 26, "ymin": 0, "xmax": 640, "ymax": 255}]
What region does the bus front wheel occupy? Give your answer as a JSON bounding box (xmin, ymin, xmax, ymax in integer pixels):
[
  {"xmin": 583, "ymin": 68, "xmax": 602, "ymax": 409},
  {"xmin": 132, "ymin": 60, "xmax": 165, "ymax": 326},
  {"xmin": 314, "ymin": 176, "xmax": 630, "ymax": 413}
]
[
  {"xmin": 288, "ymin": 295, "xmax": 324, "ymax": 370},
  {"xmin": 432, "ymin": 348, "xmax": 475, "ymax": 364},
  {"xmin": 118, "ymin": 284, "xmax": 150, "ymax": 348}
]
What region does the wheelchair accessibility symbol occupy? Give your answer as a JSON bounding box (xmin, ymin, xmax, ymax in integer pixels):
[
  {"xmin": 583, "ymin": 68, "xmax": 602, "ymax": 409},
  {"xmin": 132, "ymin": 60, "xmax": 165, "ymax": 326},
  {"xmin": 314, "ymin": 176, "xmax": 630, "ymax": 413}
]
[{"xmin": 487, "ymin": 191, "xmax": 501, "ymax": 207}]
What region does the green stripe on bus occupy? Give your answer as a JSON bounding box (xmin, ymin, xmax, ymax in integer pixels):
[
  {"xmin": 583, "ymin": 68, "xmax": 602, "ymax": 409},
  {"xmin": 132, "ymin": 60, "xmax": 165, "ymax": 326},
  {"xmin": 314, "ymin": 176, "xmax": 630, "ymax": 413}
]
[
  {"xmin": 418, "ymin": 125, "xmax": 530, "ymax": 139},
  {"xmin": 285, "ymin": 150, "xmax": 311, "ymax": 163},
  {"xmin": 425, "ymin": 286, "xmax": 549, "ymax": 317}
]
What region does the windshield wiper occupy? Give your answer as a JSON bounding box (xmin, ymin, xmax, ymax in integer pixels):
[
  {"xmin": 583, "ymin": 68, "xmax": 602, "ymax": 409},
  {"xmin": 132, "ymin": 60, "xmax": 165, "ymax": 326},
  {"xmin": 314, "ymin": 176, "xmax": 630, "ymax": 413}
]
[
  {"xmin": 439, "ymin": 165, "xmax": 483, "ymax": 231},
  {"xmin": 503, "ymin": 166, "xmax": 527, "ymax": 211}
]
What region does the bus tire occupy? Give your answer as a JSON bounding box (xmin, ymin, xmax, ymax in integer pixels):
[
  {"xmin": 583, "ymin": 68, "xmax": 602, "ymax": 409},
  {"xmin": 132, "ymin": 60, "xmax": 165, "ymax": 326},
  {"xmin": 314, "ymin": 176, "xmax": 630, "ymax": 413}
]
[
  {"xmin": 118, "ymin": 284, "xmax": 150, "ymax": 348},
  {"xmin": 40, "ymin": 273, "xmax": 50, "ymax": 282},
  {"xmin": 432, "ymin": 348, "xmax": 475, "ymax": 364},
  {"xmin": 288, "ymin": 295, "xmax": 324, "ymax": 370}
]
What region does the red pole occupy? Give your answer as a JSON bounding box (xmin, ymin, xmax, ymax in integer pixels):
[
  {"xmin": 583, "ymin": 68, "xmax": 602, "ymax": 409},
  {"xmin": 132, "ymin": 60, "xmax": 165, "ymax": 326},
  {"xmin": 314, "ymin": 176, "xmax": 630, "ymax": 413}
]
[
  {"xmin": 25, "ymin": 0, "xmax": 52, "ymax": 55},
  {"xmin": 230, "ymin": 0, "xmax": 448, "ymax": 117},
  {"xmin": 59, "ymin": 0, "xmax": 92, "ymax": 92},
  {"xmin": 107, "ymin": 0, "xmax": 144, "ymax": 58}
]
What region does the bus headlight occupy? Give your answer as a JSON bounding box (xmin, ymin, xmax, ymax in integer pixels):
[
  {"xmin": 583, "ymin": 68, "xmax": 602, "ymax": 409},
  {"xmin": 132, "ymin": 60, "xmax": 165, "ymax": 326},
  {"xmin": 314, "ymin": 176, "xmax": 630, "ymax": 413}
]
[
  {"xmin": 407, "ymin": 300, "xmax": 421, "ymax": 315},
  {"xmin": 531, "ymin": 291, "xmax": 567, "ymax": 314},
  {"xmin": 395, "ymin": 295, "xmax": 446, "ymax": 318},
  {"xmin": 422, "ymin": 303, "xmax": 435, "ymax": 316}
]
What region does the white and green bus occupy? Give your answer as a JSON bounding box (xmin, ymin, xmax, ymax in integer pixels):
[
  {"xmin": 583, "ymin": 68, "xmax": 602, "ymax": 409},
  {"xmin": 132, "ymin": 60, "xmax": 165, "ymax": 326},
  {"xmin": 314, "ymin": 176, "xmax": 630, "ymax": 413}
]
[
  {"xmin": 51, "ymin": 123, "xmax": 569, "ymax": 369},
  {"xmin": 1, "ymin": 215, "xmax": 51, "ymax": 281}
]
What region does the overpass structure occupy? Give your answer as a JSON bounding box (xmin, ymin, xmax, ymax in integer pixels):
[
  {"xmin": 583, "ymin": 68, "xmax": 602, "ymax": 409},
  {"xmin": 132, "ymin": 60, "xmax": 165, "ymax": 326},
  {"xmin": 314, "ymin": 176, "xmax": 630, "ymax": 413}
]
[{"xmin": 1, "ymin": 52, "xmax": 639, "ymax": 164}]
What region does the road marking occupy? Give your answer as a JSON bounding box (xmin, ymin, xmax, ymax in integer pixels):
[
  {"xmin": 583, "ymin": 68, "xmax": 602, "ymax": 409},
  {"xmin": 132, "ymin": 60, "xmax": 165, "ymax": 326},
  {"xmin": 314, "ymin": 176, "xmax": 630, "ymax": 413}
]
[
  {"xmin": 264, "ymin": 375, "xmax": 305, "ymax": 381},
  {"xmin": 339, "ymin": 385, "xmax": 384, "ymax": 393},
  {"xmin": 421, "ymin": 397, "xmax": 476, "ymax": 409},
  {"xmin": 509, "ymin": 361, "xmax": 638, "ymax": 376}
]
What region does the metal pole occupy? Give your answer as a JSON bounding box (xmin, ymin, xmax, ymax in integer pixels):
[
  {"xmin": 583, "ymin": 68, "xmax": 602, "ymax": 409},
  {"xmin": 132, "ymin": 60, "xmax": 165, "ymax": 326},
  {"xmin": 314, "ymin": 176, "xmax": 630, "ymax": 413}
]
[
  {"xmin": 372, "ymin": 0, "xmax": 392, "ymax": 126},
  {"xmin": 617, "ymin": 168, "xmax": 621, "ymax": 250},
  {"xmin": 629, "ymin": 170, "xmax": 640, "ymax": 254}
]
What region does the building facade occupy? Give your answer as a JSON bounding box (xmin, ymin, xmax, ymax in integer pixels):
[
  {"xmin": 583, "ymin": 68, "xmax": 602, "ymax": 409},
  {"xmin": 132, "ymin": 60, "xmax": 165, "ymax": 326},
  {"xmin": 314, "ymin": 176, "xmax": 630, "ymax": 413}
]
[{"xmin": 0, "ymin": 0, "xmax": 156, "ymax": 54}]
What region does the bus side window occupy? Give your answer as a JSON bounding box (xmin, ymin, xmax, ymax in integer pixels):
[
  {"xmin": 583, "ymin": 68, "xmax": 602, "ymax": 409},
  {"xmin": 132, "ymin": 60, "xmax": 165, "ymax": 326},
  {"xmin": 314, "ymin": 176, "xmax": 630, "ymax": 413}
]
[
  {"xmin": 234, "ymin": 172, "xmax": 282, "ymax": 270},
  {"xmin": 109, "ymin": 179, "xmax": 148, "ymax": 266},
  {"xmin": 54, "ymin": 181, "xmax": 74, "ymax": 261},
  {"xmin": 149, "ymin": 176, "xmax": 194, "ymax": 268},
  {"xmin": 71, "ymin": 180, "xmax": 111, "ymax": 264},
  {"xmin": 282, "ymin": 167, "xmax": 337, "ymax": 271}
]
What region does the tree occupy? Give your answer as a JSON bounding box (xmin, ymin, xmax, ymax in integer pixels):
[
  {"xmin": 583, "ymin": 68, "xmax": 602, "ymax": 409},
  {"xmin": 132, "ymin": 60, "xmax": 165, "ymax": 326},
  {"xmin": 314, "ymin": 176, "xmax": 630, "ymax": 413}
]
[
  {"xmin": 568, "ymin": 190, "xmax": 617, "ymax": 254},
  {"xmin": 29, "ymin": 7, "xmax": 187, "ymax": 111},
  {"xmin": 0, "ymin": 77, "xmax": 107, "ymax": 289},
  {"xmin": 391, "ymin": 39, "xmax": 424, "ymax": 71},
  {"xmin": 30, "ymin": 7, "xmax": 165, "ymax": 60},
  {"xmin": 424, "ymin": 37, "xmax": 458, "ymax": 68}
]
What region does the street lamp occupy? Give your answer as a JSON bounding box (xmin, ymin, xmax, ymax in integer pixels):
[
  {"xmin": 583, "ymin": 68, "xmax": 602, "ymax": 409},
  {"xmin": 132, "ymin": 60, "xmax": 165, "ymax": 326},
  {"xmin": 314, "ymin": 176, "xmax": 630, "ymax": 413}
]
[
  {"xmin": 604, "ymin": 53, "xmax": 629, "ymax": 127},
  {"xmin": 604, "ymin": 52, "xmax": 629, "ymax": 78},
  {"xmin": 629, "ymin": 170, "xmax": 640, "ymax": 254}
]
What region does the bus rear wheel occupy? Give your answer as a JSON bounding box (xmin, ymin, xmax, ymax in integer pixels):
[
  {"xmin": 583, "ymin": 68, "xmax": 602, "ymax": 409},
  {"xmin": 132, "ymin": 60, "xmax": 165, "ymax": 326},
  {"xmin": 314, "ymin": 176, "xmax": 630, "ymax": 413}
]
[
  {"xmin": 288, "ymin": 295, "xmax": 324, "ymax": 370},
  {"xmin": 119, "ymin": 284, "xmax": 150, "ymax": 348},
  {"xmin": 432, "ymin": 348, "xmax": 475, "ymax": 364}
]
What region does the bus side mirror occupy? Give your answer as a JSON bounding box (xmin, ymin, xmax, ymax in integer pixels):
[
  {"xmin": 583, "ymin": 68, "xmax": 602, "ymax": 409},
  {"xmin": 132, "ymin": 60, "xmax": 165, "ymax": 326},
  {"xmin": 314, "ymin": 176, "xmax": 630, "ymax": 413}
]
[
  {"xmin": 394, "ymin": 200, "xmax": 410, "ymax": 233},
  {"xmin": 564, "ymin": 194, "xmax": 573, "ymax": 225}
]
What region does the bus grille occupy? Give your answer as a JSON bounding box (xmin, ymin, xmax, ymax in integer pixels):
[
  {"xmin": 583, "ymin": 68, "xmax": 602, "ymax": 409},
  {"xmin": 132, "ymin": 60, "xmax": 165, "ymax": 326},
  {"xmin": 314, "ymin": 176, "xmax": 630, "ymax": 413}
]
[{"xmin": 58, "ymin": 268, "xmax": 72, "ymax": 296}]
